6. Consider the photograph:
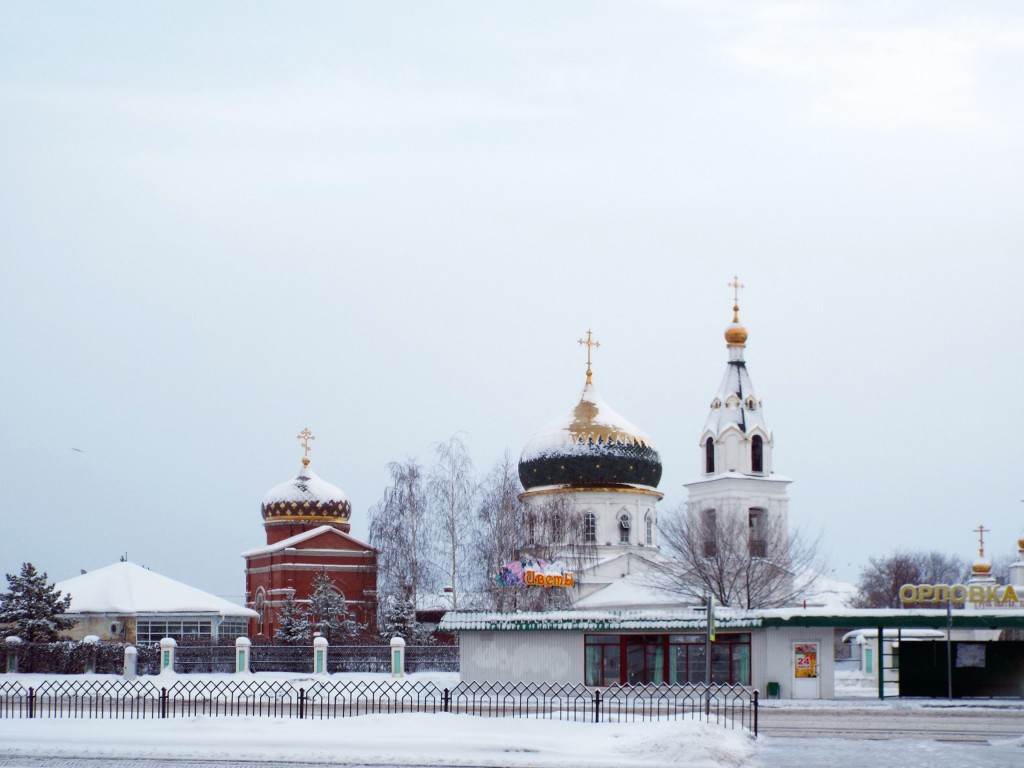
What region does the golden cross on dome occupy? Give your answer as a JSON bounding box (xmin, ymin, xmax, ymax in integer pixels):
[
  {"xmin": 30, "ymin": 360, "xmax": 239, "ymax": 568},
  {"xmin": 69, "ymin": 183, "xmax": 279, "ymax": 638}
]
[
  {"xmin": 578, "ymin": 330, "xmax": 600, "ymax": 384},
  {"xmin": 973, "ymin": 523, "xmax": 989, "ymax": 558},
  {"xmin": 727, "ymin": 275, "xmax": 745, "ymax": 321},
  {"xmin": 296, "ymin": 428, "xmax": 316, "ymax": 463}
]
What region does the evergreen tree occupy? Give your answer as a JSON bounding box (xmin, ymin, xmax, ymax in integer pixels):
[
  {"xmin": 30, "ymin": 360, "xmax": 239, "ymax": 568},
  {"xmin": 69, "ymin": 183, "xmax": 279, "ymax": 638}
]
[
  {"xmin": 0, "ymin": 562, "xmax": 76, "ymax": 642},
  {"xmin": 378, "ymin": 591, "xmax": 418, "ymax": 641},
  {"xmin": 307, "ymin": 568, "xmax": 352, "ymax": 643},
  {"xmin": 273, "ymin": 591, "xmax": 310, "ymax": 644}
]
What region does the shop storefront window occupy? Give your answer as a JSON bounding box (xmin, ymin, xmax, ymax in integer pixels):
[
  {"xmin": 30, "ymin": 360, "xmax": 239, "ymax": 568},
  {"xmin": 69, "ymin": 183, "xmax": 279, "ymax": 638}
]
[{"xmin": 585, "ymin": 633, "xmax": 751, "ymax": 686}]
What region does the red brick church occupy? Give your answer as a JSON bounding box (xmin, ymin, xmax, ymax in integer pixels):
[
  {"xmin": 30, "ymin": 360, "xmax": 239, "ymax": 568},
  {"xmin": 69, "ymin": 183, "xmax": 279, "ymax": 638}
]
[{"xmin": 243, "ymin": 429, "xmax": 378, "ymax": 640}]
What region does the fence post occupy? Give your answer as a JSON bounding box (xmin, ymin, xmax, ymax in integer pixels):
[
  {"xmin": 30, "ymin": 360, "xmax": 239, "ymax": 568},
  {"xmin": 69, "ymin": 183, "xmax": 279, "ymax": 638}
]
[
  {"xmin": 235, "ymin": 637, "xmax": 251, "ymax": 674},
  {"xmin": 83, "ymin": 635, "xmax": 100, "ymax": 674},
  {"xmin": 299, "ymin": 687, "xmax": 306, "ymax": 720},
  {"xmin": 123, "ymin": 645, "xmax": 138, "ymax": 680},
  {"xmin": 389, "ymin": 636, "xmax": 406, "ymax": 677},
  {"xmin": 442, "ymin": 688, "xmax": 450, "ymax": 713},
  {"xmin": 159, "ymin": 638, "xmax": 177, "ymax": 674},
  {"xmin": 753, "ymin": 689, "xmax": 759, "ymax": 738},
  {"xmin": 593, "ymin": 689, "xmax": 601, "ymax": 723},
  {"xmin": 27, "ymin": 686, "xmax": 34, "ymax": 719},
  {"xmin": 313, "ymin": 636, "xmax": 329, "ymax": 675},
  {"xmin": 160, "ymin": 687, "xmax": 168, "ymax": 719},
  {"xmin": 4, "ymin": 636, "xmax": 21, "ymax": 673}
]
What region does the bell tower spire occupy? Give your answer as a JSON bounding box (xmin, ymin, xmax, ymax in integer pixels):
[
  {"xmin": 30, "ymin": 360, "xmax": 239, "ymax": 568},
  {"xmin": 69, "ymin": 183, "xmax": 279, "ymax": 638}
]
[{"xmin": 684, "ymin": 280, "xmax": 793, "ymax": 604}]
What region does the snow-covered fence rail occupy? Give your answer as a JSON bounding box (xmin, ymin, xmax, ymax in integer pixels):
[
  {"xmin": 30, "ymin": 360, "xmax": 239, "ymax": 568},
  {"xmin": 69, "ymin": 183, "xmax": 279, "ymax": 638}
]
[{"xmin": 0, "ymin": 679, "xmax": 757, "ymax": 734}]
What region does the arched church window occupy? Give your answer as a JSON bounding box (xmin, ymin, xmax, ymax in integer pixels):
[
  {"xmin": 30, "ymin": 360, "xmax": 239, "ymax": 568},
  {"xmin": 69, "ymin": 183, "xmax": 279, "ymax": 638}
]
[
  {"xmin": 745, "ymin": 397, "xmax": 757, "ymax": 410},
  {"xmin": 645, "ymin": 512, "xmax": 653, "ymax": 545},
  {"xmin": 583, "ymin": 512, "xmax": 596, "ymax": 543},
  {"xmin": 704, "ymin": 437, "xmax": 715, "ymax": 474},
  {"xmin": 618, "ymin": 512, "xmax": 631, "ymax": 544},
  {"xmin": 751, "ymin": 435, "xmax": 764, "ymax": 473},
  {"xmin": 702, "ymin": 509, "xmax": 717, "ymax": 557},
  {"xmin": 748, "ymin": 508, "xmax": 766, "ymax": 557}
]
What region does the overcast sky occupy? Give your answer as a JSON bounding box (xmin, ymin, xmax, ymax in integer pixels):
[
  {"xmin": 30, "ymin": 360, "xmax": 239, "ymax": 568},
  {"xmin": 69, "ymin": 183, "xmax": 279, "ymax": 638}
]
[{"xmin": 2, "ymin": 1, "xmax": 1022, "ymax": 604}]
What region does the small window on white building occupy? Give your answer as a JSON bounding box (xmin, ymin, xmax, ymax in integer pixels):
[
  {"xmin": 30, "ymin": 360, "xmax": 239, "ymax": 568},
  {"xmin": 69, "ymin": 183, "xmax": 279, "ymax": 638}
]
[
  {"xmin": 645, "ymin": 512, "xmax": 653, "ymax": 545},
  {"xmin": 618, "ymin": 512, "xmax": 631, "ymax": 543},
  {"xmin": 584, "ymin": 511, "xmax": 597, "ymax": 543}
]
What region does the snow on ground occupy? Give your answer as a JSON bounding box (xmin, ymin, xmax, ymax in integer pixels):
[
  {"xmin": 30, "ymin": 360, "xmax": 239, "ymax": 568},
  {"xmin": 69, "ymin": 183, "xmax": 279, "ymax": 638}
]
[{"xmin": 0, "ymin": 714, "xmax": 755, "ymax": 768}]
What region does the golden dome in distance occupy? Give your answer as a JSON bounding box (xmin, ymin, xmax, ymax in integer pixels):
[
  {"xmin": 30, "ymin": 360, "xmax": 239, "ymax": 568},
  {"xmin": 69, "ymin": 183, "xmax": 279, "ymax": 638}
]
[{"xmin": 724, "ymin": 275, "xmax": 748, "ymax": 347}]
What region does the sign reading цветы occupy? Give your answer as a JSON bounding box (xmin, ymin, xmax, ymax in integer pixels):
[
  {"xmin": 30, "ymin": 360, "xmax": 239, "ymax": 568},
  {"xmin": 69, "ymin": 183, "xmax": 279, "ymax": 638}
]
[{"xmin": 899, "ymin": 583, "xmax": 1023, "ymax": 608}]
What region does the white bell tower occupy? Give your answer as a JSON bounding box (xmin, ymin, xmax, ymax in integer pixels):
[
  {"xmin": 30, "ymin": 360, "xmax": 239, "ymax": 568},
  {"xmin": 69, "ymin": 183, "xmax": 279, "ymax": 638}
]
[{"xmin": 684, "ymin": 279, "xmax": 791, "ymax": 562}]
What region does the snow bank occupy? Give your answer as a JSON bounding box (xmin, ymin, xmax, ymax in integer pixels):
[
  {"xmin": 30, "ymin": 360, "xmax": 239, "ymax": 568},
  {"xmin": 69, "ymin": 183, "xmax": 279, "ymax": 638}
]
[{"xmin": 0, "ymin": 713, "xmax": 756, "ymax": 768}]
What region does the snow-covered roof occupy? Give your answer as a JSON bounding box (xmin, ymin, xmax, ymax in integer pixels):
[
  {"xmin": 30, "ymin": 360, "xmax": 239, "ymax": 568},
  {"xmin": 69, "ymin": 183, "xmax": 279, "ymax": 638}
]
[
  {"xmin": 56, "ymin": 562, "xmax": 257, "ymax": 618},
  {"xmin": 439, "ymin": 606, "xmax": 1024, "ymax": 632},
  {"xmin": 241, "ymin": 524, "xmax": 376, "ymax": 557},
  {"xmin": 520, "ymin": 380, "xmax": 656, "ymax": 463},
  {"xmin": 842, "ymin": 628, "xmax": 946, "ymax": 643},
  {"xmin": 572, "ymin": 574, "xmax": 682, "ymax": 611},
  {"xmin": 439, "ymin": 609, "xmax": 760, "ymax": 632},
  {"xmin": 262, "ymin": 463, "xmax": 348, "ymax": 506},
  {"xmin": 682, "ymin": 470, "xmax": 792, "ymax": 486},
  {"xmin": 702, "ymin": 347, "xmax": 770, "ymax": 441}
]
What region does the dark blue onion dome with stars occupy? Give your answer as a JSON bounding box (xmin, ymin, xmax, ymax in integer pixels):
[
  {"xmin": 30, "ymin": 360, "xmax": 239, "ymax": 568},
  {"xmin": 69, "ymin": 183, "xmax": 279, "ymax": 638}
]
[
  {"xmin": 518, "ymin": 331, "xmax": 662, "ymax": 491},
  {"xmin": 261, "ymin": 428, "xmax": 352, "ymax": 532}
]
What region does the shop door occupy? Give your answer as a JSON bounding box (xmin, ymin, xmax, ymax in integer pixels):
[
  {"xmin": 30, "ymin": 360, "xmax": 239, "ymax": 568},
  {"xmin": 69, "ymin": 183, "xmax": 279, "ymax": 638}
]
[{"xmin": 792, "ymin": 642, "xmax": 820, "ymax": 699}]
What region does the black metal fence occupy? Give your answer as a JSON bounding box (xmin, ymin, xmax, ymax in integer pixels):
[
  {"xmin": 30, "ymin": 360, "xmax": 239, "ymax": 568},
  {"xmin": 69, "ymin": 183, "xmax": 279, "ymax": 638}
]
[
  {"xmin": 0, "ymin": 678, "xmax": 756, "ymax": 734},
  {"xmin": 8, "ymin": 642, "xmax": 458, "ymax": 675}
]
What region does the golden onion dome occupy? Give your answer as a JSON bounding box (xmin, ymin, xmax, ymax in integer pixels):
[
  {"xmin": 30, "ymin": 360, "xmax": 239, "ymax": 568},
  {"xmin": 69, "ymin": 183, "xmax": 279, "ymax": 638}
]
[
  {"xmin": 972, "ymin": 558, "xmax": 992, "ymax": 575},
  {"xmin": 724, "ymin": 303, "xmax": 748, "ymax": 346}
]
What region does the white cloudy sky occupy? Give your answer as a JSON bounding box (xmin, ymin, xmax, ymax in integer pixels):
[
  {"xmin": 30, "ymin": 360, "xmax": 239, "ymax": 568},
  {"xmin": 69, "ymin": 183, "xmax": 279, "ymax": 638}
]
[{"xmin": 2, "ymin": 1, "xmax": 1023, "ymax": 603}]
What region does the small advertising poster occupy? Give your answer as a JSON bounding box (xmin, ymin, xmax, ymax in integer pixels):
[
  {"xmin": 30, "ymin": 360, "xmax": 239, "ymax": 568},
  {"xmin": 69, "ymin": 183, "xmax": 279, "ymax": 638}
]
[{"xmin": 794, "ymin": 643, "xmax": 818, "ymax": 679}]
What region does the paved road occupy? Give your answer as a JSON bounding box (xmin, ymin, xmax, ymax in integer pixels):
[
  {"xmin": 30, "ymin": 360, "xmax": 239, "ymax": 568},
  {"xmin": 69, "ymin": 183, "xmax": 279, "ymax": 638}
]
[
  {"xmin": 758, "ymin": 705, "xmax": 1024, "ymax": 741},
  {"xmin": 754, "ymin": 705, "xmax": 1024, "ymax": 768}
]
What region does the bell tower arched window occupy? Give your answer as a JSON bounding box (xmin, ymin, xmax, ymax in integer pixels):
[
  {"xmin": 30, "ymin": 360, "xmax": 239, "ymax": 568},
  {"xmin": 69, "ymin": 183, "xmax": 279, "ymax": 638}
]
[
  {"xmin": 704, "ymin": 437, "xmax": 715, "ymax": 474},
  {"xmin": 751, "ymin": 435, "xmax": 764, "ymax": 473}
]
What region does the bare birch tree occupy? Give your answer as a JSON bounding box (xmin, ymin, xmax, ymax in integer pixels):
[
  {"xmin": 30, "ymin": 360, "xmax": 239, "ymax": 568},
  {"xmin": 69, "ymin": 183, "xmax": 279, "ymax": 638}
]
[
  {"xmin": 651, "ymin": 504, "xmax": 823, "ymax": 608},
  {"xmin": 369, "ymin": 459, "xmax": 435, "ymax": 615},
  {"xmin": 428, "ymin": 435, "xmax": 477, "ymax": 610},
  {"xmin": 473, "ymin": 451, "xmax": 527, "ymax": 611}
]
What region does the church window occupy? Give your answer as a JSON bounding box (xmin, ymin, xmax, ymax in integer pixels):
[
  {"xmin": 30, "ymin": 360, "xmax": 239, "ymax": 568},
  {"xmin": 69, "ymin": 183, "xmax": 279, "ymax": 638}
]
[
  {"xmin": 704, "ymin": 438, "xmax": 715, "ymax": 474},
  {"xmin": 584, "ymin": 512, "xmax": 596, "ymax": 543},
  {"xmin": 619, "ymin": 513, "xmax": 631, "ymax": 543},
  {"xmin": 702, "ymin": 509, "xmax": 717, "ymax": 557},
  {"xmin": 645, "ymin": 512, "xmax": 654, "ymax": 545},
  {"xmin": 748, "ymin": 508, "xmax": 766, "ymax": 557},
  {"xmin": 745, "ymin": 397, "xmax": 757, "ymax": 410},
  {"xmin": 751, "ymin": 435, "xmax": 764, "ymax": 473}
]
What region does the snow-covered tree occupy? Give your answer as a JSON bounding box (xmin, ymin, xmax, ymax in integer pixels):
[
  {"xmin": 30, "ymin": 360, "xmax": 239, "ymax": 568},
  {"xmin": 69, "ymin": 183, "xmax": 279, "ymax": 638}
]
[
  {"xmin": 307, "ymin": 568, "xmax": 359, "ymax": 643},
  {"xmin": 370, "ymin": 458, "xmax": 435, "ymax": 618},
  {"xmin": 274, "ymin": 591, "xmax": 310, "ymax": 644},
  {"xmin": 377, "ymin": 590, "xmax": 421, "ymax": 642},
  {"xmin": 0, "ymin": 562, "xmax": 76, "ymax": 642},
  {"xmin": 473, "ymin": 451, "xmax": 526, "ymax": 611},
  {"xmin": 651, "ymin": 505, "xmax": 823, "ymax": 609},
  {"xmin": 428, "ymin": 436, "xmax": 477, "ymax": 610}
]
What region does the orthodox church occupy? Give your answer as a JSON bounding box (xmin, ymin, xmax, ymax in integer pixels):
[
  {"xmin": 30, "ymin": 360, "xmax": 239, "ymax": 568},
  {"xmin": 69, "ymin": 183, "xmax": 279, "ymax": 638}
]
[
  {"xmin": 242, "ymin": 429, "xmax": 378, "ymax": 639},
  {"xmin": 517, "ymin": 330, "xmax": 665, "ymax": 604},
  {"xmin": 514, "ymin": 281, "xmax": 793, "ymax": 610}
]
